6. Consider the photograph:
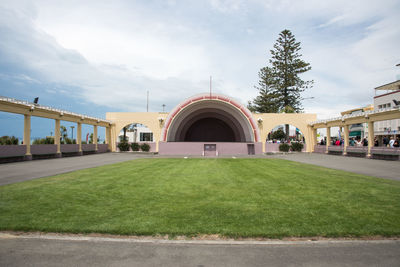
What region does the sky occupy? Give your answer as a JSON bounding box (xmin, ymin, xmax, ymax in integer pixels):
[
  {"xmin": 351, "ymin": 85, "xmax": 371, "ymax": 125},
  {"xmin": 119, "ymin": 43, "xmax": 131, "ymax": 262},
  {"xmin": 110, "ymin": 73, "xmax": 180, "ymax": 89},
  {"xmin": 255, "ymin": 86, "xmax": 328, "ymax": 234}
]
[{"xmin": 0, "ymin": 0, "xmax": 399, "ymax": 140}]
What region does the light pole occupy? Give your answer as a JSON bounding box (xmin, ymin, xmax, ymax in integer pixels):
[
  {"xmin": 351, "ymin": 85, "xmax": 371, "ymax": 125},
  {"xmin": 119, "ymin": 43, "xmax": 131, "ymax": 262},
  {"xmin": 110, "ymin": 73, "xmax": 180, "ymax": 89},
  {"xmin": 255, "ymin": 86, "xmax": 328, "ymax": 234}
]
[
  {"xmin": 162, "ymin": 104, "xmax": 166, "ymax": 113},
  {"xmin": 70, "ymin": 126, "xmax": 75, "ymax": 140}
]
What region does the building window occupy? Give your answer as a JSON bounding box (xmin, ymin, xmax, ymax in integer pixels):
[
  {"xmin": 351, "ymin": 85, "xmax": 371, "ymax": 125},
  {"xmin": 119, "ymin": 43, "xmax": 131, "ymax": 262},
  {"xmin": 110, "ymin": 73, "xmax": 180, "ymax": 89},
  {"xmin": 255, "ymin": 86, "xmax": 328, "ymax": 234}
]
[
  {"xmin": 378, "ymin": 105, "xmax": 382, "ymax": 109},
  {"xmin": 140, "ymin": 132, "xmax": 153, "ymax": 142},
  {"xmin": 387, "ymin": 103, "xmax": 391, "ymax": 108}
]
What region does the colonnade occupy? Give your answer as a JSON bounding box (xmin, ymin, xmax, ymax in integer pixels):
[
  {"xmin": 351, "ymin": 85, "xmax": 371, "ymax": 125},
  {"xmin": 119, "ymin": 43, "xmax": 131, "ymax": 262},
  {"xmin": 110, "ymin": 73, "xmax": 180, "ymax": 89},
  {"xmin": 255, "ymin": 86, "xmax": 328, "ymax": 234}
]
[
  {"xmin": 308, "ymin": 106, "xmax": 400, "ymax": 157},
  {"xmin": 21, "ymin": 114, "xmax": 113, "ymax": 159},
  {"xmin": 309, "ymin": 121, "xmax": 375, "ymax": 157},
  {"xmin": 0, "ymin": 96, "xmax": 115, "ymax": 160}
]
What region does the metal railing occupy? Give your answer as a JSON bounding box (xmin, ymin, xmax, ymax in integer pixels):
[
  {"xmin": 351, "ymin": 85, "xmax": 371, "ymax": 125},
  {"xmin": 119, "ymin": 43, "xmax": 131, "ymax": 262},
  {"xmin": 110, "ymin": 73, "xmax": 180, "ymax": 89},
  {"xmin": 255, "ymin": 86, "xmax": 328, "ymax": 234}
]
[{"xmin": 0, "ymin": 95, "xmax": 112, "ymax": 124}]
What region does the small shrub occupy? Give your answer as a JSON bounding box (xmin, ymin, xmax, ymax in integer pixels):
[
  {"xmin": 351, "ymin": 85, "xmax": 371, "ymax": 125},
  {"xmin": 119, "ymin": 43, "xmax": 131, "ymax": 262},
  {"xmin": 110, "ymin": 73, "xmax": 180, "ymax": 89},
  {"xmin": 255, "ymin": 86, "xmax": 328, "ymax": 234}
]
[
  {"xmin": 32, "ymin": 137, "xmax": 54, "ymax": 145},
  {"xmin": 271, "ymin": 129, "xmax": 286, "ymax": 140},
  {"xmin": 118, "ymin": 142, "xmax": 130, "ymax": 151},
  {"xmin": 290, "ymin": 142, "xmax": 304, "ymax": 152},
  {"xmin": 140, "ymin": 143, "xmax": 150, "ymax": 152},
  {"xmin": 64, "ymin": 137, "xmax": 76, "ymax": 144},
  {"xmin": 0, "ymin": 136, "xmax": 19, "ymax": 145},
  {"xmin": 279, "ymin": 143, "xmax": 290, "ymax": 152},
  {"xmin": 131, "ymin": 142, "xmax": 140, "ymax": 151}
]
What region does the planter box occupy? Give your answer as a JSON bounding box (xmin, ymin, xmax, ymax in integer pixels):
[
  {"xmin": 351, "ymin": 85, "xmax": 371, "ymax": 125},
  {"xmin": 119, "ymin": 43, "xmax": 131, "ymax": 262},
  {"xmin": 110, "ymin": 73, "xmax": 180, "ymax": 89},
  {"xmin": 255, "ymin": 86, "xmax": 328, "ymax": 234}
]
[
  {"xmin": 0, "ymin": 145, "xmax": 26, "ymax": 158},
  {"xmin": 61, "ymin": 144, "xmax": 79, "ymax": 153},
  {"xmin": 97, "ymin": 144, "xmax": 109, "ymax": 153},
  {"xmin": 116, "ymin": 142, "xmax": 157, "ymax": 152},
  {"xmin": 266, "ymin": 143, "xmax": 307, "ymax": 153},
  {"xmin": 313, "ymin": 145, "xmax": 326, "ymax": 153},
  {"xmin": 31, "ymin": 145, "xmax": 57, "ymax": 155},
  {"xmin": 82, "ymin": 144, "xmax": 96, "ymax": 152},
  {"xmin": 328, "ymin": 146, "xmax": 343, "ymax": 152},
  {"xmin": 370, "ymin": 147, "xmax": 400, "ymax": 155}
]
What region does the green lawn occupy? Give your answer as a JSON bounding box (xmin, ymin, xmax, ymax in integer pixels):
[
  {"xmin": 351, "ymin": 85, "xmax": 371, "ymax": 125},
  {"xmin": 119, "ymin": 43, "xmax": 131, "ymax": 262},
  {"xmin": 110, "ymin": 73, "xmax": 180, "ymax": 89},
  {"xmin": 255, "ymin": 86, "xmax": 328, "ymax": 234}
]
[{"xmin": 0, "ymin": 158, "xmax": 399, "ymax": 238}]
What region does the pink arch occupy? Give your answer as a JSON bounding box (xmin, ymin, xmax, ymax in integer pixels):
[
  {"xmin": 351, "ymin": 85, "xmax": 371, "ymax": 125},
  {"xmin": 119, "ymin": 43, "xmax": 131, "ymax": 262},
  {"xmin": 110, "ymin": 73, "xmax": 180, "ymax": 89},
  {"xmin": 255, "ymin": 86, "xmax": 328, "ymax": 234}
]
[{"xmin": 162, "ymin": 94, "xmax": 260, "ymax": 142}]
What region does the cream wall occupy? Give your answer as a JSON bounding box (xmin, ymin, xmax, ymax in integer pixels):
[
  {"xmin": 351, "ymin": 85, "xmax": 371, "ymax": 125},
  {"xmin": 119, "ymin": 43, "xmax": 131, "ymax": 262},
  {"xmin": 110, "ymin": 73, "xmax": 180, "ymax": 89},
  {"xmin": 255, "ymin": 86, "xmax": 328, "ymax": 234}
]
[
  {"xmin": 255, "ymin": 113, "xmax": 317, "ymax": 152},
  {"xmin": 107, "ymin": 111, "xmax": 317, "ymax": 153},
  {"xmin": 106, "ymin": 112, "xmax": 168, "ymax": 151}
]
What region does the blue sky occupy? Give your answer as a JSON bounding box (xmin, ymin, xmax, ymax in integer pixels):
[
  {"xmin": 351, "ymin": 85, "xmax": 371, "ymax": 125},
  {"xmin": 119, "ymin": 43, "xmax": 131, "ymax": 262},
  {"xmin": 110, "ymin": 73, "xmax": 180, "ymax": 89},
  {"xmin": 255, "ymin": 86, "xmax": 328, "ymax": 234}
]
[{"xmin": 1, "ymin": 0, "xmax": 399, "ymax": 140}]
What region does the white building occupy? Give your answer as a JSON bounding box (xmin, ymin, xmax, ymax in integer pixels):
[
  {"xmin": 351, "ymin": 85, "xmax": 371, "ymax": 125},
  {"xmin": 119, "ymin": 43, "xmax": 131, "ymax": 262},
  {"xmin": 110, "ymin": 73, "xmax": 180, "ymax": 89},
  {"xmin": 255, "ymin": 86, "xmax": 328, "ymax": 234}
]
[
  {"xmin": 119, "ymin": 124, "xmax": 153, "ymax": 142},
  {"xmin": 373, "ymin": 80, "xmax": 400, "ymax": 137},
  {"xmin": 340, "ymin": 105, "xmax": 373, "ymax": 140}
]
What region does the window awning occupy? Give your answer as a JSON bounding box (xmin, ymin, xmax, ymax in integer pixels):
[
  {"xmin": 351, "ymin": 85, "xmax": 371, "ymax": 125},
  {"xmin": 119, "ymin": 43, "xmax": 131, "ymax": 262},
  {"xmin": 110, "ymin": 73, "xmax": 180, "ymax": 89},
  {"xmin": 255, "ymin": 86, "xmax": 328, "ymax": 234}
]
[{"xmin": 349, "ymin": 131, "xmax": 362, "ymax": 137}]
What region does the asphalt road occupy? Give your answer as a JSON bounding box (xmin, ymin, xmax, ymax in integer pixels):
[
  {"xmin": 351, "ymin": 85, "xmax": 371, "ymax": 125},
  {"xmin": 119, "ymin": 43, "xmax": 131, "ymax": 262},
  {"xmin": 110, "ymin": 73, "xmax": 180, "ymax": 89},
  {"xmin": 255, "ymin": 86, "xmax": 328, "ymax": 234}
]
[
  {"xmin": 0, "ymin": 153, "xmax": 153, "ymax": 186},
  {"xmin": 268, "ymin": 153, "xmax": 400, "ymax": 181},
  {"xmin": 0, "ymin": 234, "xmax": 399, "ymax": 267}
]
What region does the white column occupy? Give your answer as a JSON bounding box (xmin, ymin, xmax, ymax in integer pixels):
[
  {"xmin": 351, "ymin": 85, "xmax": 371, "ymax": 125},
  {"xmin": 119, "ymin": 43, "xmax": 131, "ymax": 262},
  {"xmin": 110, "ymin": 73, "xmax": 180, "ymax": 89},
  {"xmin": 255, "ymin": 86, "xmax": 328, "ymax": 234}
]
[
  {"xmin": 106, "ymin": 126, "xmax": 112, "ymax": 151},
  {"xmin": 326, "ymin": 127, "xmax": 331, "ymax": 153},
  {"xmin": 23, "ymin": 114, "xmax": 31, "ymax": 156},
  {"xmin": 343, "ymin": 124, "xmax": 349, "ymax": 155},
  {"xmin": 55, "ymin": 119, "xmax": 61, "ymax": 154},
  {"xmin": 77, "ymin": 122, "xmax": 82, "ymax": 153},
  {"xmin": 94, "ymin": 125, "xmax": 98, "ymax": 151},
  {"xmin": 367, "ymin": 121, "xmax": 374, "ymax": 158}
]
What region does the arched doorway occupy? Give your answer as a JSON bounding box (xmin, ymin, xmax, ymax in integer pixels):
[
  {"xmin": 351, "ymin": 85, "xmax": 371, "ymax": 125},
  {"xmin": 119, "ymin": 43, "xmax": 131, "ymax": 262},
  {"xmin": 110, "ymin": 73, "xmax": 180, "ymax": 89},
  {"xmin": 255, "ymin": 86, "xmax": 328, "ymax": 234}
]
[
  {"xmin": 117, "ymin": 123, "xmax": 155, "ymax": 152},
  {"xmin": 265, "ymin": 124, "xmax": 306, "ymax": 152}
]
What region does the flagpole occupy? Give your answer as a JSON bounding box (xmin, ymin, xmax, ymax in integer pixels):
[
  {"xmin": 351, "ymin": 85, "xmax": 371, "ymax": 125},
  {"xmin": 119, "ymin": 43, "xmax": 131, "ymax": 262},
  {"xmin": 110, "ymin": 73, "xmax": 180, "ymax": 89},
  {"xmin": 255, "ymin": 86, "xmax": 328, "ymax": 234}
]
[{"xmin": 210, "ymin": 76, "xmax": 212, "ymax": 98}]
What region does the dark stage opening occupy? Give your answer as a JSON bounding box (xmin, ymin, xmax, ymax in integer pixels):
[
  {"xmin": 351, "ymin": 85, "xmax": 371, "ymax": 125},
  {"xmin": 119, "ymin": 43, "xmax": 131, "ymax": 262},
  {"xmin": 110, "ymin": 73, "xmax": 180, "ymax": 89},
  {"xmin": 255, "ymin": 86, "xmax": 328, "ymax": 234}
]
[{"xmin": 184, "ymin": 117, "xmax": 237, "ymax": 142}]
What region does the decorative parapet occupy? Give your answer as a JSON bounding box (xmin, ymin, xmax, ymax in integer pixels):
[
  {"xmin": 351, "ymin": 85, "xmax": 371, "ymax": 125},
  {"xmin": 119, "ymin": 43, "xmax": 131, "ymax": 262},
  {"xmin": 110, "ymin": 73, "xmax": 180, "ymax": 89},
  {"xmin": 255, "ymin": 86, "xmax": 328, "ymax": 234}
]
[
  {"xmin": 0, "ymin": 95, "xmax": 113, "ymax": 126},
  {"xmin": 309, "ymin": 106, "xmax": 400, "ymax": 127}
]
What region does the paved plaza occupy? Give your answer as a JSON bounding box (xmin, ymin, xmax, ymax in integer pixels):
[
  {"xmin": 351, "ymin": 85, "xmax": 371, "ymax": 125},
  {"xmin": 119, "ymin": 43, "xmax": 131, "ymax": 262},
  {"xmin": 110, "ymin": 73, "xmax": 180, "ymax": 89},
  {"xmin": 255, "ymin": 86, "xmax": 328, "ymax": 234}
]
[
  {"xmin": 0, "ymin": 233, "xmax": 399, "ymax": 267},
  {"xmin": 266, "ymin": 153, "xmax": 400, "ymax": 181},
  {"xmin": 1, "ymin": 153, "xmax": 399, "ymax": 266}
]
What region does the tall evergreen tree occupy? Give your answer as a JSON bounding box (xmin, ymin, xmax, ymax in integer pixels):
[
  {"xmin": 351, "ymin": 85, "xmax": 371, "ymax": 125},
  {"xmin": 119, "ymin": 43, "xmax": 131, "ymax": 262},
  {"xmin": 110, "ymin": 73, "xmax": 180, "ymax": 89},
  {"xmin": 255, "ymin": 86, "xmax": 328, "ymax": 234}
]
[
  {"xmin": 247, "ymin": 66, "xmax": 280, "ymax": 113},
  {"xmin": 248, "ymin": 29, "xmax": 313, "ymax": 138}
]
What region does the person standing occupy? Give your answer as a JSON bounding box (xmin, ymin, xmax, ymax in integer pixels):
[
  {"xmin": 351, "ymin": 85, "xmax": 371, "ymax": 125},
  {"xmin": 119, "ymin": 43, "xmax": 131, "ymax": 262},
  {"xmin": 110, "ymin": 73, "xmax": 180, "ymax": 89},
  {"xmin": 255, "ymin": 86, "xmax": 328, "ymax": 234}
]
[
  {"xmin": 363, "ymin": 138, "xmax": 368, "ymax": 147},
  {"xmin": 383, "ymin": 136, "xmax": 389, "ymax": 147},
  {"xmin": 389, "ymin": 137, "xmax": 395, "ymax": 148},
  {"xmin": 393, "ymin": 138, "xmax": 399, "ymax": 148},
  {"xmin": 356, "ymin": 138, "xmax": 362, "ymax": 146},
  {"xmin": 349, "ymin": 138, "xmax": 355, "ymax": 146},
  {"xmin": 374, "ymin": 137, "xmax": 379, "ymax": 147}
]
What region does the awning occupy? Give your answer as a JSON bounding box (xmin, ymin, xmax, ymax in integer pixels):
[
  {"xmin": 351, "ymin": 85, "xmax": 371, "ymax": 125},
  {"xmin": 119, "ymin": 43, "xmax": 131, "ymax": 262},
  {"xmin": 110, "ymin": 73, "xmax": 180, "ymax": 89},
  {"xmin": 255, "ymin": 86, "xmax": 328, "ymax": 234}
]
[{"xmin": 349, "ymin": 131, "xmax": 362, "ymax": 137}]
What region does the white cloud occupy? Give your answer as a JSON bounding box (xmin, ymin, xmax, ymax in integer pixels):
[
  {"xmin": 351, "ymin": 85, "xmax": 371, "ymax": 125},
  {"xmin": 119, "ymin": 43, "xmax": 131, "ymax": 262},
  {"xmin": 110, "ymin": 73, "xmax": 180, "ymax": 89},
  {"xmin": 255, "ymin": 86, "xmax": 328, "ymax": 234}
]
[
  {"xmin": 0, "ymin": 0, "xmax": 399, "ymax": 119},
  {"xmin": 208, "ymin": 0, "xmax": 245, "ymax": 13}
]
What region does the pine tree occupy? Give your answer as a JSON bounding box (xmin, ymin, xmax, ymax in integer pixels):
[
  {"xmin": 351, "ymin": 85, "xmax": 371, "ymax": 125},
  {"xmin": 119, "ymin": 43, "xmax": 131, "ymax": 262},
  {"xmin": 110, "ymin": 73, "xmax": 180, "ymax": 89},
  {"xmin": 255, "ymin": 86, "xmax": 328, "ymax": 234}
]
[
  {"xmin": 249, "ymin": 29, "xmax": 313, "ymax": 112},
  {"xmin": 248, "ymin": 29, "xmax": 313, "ymax": 139},
  {"xmin": 247, "ymin": 67, "xmax": 280, "ymax": 113}
]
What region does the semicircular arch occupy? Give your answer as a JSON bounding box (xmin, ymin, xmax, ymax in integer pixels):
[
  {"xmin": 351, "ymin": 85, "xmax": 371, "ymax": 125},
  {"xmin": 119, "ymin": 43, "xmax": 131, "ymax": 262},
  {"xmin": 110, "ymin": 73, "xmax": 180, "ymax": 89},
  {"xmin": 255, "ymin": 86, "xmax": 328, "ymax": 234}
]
[
  {"xmin": 263, "ymin": 123, "xmax": 308, "ymax": 143},
  {"xmin": 162, "ymin": 93, "xmax": 260, "ymax": 142},
  {"xmin": 116, "ymin": 122, "xmax": 156, "ymax": 137}
]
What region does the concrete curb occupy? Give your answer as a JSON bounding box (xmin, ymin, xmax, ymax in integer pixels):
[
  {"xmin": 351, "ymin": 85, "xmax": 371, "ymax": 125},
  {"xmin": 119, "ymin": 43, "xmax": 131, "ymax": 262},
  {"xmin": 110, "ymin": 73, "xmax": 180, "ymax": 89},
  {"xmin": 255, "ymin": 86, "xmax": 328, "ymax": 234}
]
[{"xmin": 1, "ymin": 232, "xmax": 399, "ymax": 246}]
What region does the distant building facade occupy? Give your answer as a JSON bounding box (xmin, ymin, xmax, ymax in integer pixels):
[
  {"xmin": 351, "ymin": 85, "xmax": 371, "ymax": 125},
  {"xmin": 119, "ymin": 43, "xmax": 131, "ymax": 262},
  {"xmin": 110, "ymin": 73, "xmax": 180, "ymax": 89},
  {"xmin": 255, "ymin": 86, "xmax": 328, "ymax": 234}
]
[
  {"xmin": 340, "ymin": 105, "xmax": 374, "ymax": 140},
  {"xmin": 119, "ymin": 124, "xmax": 153, "ymax": 143},
  {"xmin": 373, "ymin": 80, "xmax": 400, "ymax": 138}
]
